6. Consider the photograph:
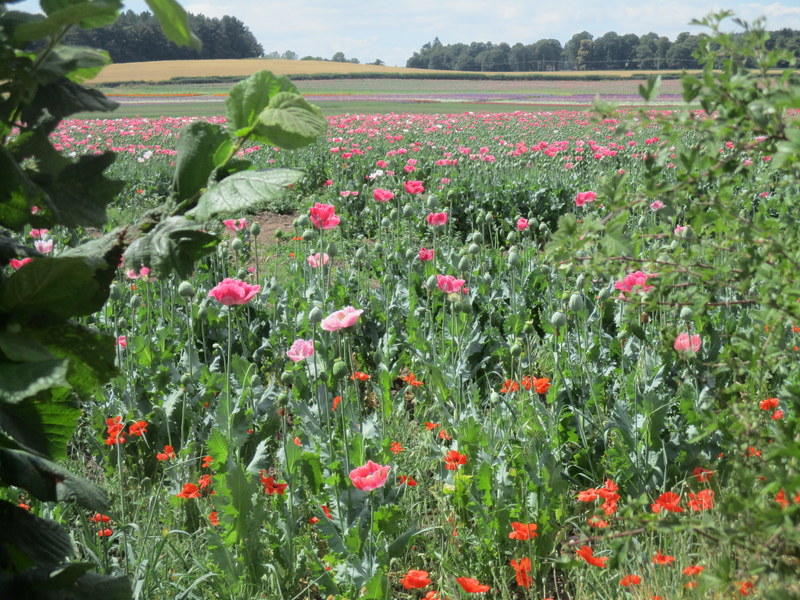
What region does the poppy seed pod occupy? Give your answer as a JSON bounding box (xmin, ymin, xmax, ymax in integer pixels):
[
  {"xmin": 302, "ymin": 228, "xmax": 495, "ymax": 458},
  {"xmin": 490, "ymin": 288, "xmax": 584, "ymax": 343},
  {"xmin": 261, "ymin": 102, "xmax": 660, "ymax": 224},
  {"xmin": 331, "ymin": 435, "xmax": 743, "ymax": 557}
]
[
  {"xmin": 550, "ymin": 311, "xmax": 567, "ymax": 328},
  {"xmin": 568, "ymin": 293, "xmax": 585, "ymax": 312},
  {"xmin": 178, "ymin": 281, "xmax": 195, "ymax": 298},
  {"xmin": 250, "ymin": 222, "xmax": 261, "ymax": 236},
  {"xmin": 308, "ymin": 306, "xmax": 323, "ymax": 324},
  {"xmin": 302, "ymin": 229, "xmax": 317, "ymax": 241},
  {"xmin": 296, "ymin": 214, "xmax": 311, "ymax": 228},
  {"xmin": 332, "ymin": 360, "xmax": 348, "ymax": 379},
  {"xmin": 231, "ymin": 238, "xmax": 244, "ymax": 251},
  {"xmin": 326, "ymin": 242, "xmax": 338, "ymax": 258},
  {"xmin": 109, "ymin": 283, "xmax": 123, "ymax": 301},
  {"xmin": 471, "ymin": 231, "xmax": 484, "ymax": 244},
  {"xmin": 680, "ymin": 306, "xmax": 694, "ymax": 321}
]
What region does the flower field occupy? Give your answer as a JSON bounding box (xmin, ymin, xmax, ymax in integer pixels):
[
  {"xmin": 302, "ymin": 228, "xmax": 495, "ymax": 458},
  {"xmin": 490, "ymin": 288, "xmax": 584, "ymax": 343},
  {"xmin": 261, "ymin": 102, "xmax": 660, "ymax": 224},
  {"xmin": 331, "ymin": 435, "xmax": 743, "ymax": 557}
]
[{"xmin": 3, "ymin": 14, "xmax": 800, "ymax": 600}]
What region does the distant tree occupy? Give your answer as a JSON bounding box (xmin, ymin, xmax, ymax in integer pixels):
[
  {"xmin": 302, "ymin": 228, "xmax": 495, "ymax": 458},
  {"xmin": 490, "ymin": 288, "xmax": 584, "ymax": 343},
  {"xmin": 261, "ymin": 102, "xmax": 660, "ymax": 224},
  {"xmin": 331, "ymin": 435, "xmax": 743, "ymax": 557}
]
[
  {"xmin": 666, "ymin": 32, "xmax": 700, "ymax": 68},
  {"xmin": 576, "ymin": 38, "xmax": 595, "ymax": 70},
  {"xmin": 537, "ymin": 38, "xmax": 563, "ymax": 70},
  {"xmin": 265, "ymin": 51, "xmax": 281, "ymax": 59},
  {"xmin": 281, "ymin": 50, "xmax": 298, "ymax": 60},
  {"xmin": 349, "ymin": 57, "xmax": 360, "ymax": 64},
  {"xmin": 564, "ymin": 31, "xmax": 593, "ymax": 69},
  {"xmin": 369, "ymin": 59, "xmax": 385, "ymax": 66},
  {"xmin": 331, "ymin": 51, "xmax": 347, "ymax": 62}
]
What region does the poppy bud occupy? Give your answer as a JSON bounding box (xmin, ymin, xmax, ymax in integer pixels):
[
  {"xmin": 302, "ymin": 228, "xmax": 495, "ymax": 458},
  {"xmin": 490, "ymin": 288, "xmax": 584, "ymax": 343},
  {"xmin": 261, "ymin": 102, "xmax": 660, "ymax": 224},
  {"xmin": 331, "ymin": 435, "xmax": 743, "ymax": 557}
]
[
  {"xmin": 468, "ymin": 243, "xmax": 480, "ymax": 255},
  {"xmin": 309, "ymin": 306, "xmax": 323, "ymax": 324},
  {"xmin": 508, "ymin": 252, "xmax": 520, "ymax": 267},
  {"xmin": 680, "ymin": 307, "xmax": 694, "ymax": 321},
  {"xmin": 231, "ymin": 238, "xmax": 244, "ymax": 251},
  {"xmin": 332, "ymin": 360, "xmax": 348, "ymax": 379},
  {"xmin": 425, "ymin": 275, "xmax": 439, "ymax": 291},
  {"xmin": 250, "ymin": 223, "xmax": 261, "ymax": 236},
  {"xmin": 381, "ymin": 217, "xmax": 392, "ymax": 228},
  {"xmin": 471, "ymin": 231, "xmax": 484, "ymax": 244},
  {"xmin": 458, "ymin": 256, "xmax": 470, "ymax": 271},
  {"xmin": 326, "ymin": 242, "xmax": 338, "ymax": 258},
  {"xmin": 355, "ymin": 247, "xmax": 367, "ymax": 260},
  {"xmin": 129, "ymin": 294, "xmax": 141, "ymax": 309},
  {"xmin": 506, "ymin": 231, "xmax": 518, "ymax": 244},
  {"xmin": 296, "ymin": 214, "xmax": 311, "ymax": 228},
  {"xmin": 302, "ymin": 229, "xmax": 317, "ymax": 241},
  {"xmin": 568, "ymin": 293, "xmax": 585, "ymax": 312},
  {"xmin": 178, "ymin": 281, "xmax": 195, "ymax": 298},
  {"xmin": 280, "ymin": 371, "xmax": 293, "ymax": 385},
  {"xmin": 109, "ymin": 283, "xmax": 123, "ymax": 301},
  {"xmin": 402, "ymin": 204, "xmax": 414, "ymax": 217},
  {"xmin": 405, "ymin": 249, "xmax": 417, "ymax": 261},
  {"xmin": 550, "ymin": 311, "xmax": 567, "ymax": 328},
  {"xmin": 374, "ymin": 242, "xmax": 384, "ymax": 254},
  {"xmin": 180, "ymin": 373, "xmax": 192, "ymax": 386}
]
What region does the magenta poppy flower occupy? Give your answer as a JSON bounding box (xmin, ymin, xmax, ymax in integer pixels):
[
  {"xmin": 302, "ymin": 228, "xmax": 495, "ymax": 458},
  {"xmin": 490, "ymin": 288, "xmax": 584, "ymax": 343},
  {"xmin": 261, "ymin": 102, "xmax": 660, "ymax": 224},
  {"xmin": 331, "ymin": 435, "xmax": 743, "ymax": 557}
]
[
  {"xmin": 373, "ymin": 188, "xmax": 394, "ymax": 202},
  {"xmin": 427, "ymin": 212, "xmax": 448, "ymax": 226},
  {"xmin": 320, "ymin": 306, "xmax": 364, "ymax": 332},
  {"xmin": 349, "ymin": 460, "xmax": 390, "ymax": 492},
  {"xmin": 9, "ymin": 258, "xmax": 32, "ymax": 270},
  {"xmin": 614, "ymin": 270, "xmax": 655, "ymax": 297},
  {"xmin": 419, "ymin": 247, "xmax": 434, "ymax": 261},
  {"xmin": 404, "ymin": 180, "xmax": 425, "ymax": 195},
  {"xmin": 575, "ymin": 191, "xmax": 597, "ymax": 207},
  {"xmin": 286, "ymin": 339, "xmax": 315, "ymax": 362},
  {"xmin": 309, "ymin": 202, "xmax": 340, "ymax": 230},
  {"xmin": 437, "ymin": 274, "xmax": 466, "ymax": 294},
  {"xmin": 674, "ymin": 332, "xmax": 702, "ymax": 353},
  {"xmin": 208, "ymin": 278, "xmax": 260, "ymax": 306},
  {"xmin": 517, "ymin": 217, "xmax": 529, "ymax": 231}
]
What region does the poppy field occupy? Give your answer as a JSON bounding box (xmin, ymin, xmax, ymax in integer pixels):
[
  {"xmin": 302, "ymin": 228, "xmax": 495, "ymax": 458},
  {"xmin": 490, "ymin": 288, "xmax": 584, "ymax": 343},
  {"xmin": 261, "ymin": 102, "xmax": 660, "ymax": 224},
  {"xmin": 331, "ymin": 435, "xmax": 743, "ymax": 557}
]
[{"xmin": 2, "ymin": 12, "xmax": 800, "ymax": 600}]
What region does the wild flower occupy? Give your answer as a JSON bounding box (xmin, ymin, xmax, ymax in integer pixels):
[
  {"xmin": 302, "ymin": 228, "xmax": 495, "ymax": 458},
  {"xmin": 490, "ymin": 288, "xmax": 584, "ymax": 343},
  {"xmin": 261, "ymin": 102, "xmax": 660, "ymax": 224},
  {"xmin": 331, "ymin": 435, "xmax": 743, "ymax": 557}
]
[
  {"xmin": 349, "ymin": 460, "xmax": 390, "ymax": 491},
  {"xmin": 208, "ymin": 278, "xmax": 260, "ymax": 306},
  {"xmin": 320, "ymin": 306, "xmax": 363, "ymax": 331}
]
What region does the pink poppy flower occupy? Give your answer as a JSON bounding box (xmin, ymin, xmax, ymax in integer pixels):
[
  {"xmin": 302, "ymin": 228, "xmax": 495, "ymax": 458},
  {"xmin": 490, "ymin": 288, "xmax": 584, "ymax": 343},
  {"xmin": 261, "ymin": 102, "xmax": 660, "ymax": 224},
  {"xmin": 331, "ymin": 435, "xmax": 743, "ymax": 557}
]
[
  {"xmin": 34, "ymin": 239, "xmax": 53, "ymax": 254},
  {"xmin": 674, "ymin": 332, "xmax": 702, "ymax": 353},
  {"xmin": 574, "ymin": 191, "xmax": 597, "ymax": 207},
  {"xmin": 517, "ymin": 217, "xmax": 529, "ymax": 231},
  {"xmin": 650, "ymin": 200, "xmax": 665, "ymax": 211},
  {"xmin": 117, "ymin": 335, "xmax": 127, "ymax": 348},
  {"xmin": 223, "ymin": 218, "xmax": 246, "ymax": 232},
  {"xmin": 674, "ymin": 225, "xmax": 687, "ymax": 235},
  {"xmin": 437, "ymin": 274, "xmax": 466, "ymax": 294},
  {"xmin": 349, "ymin": 460, "xmax": 390, "ymax": 492},
  {"xmin": 127, "ymin": 266, "xmax": 151, "ymax": 280},
  {"xmin": 309, "ymin": 203, "xmax": 340, "ymax": 230},
  {"xmin": 9, "ymin": 258, "xmax": 32, "ymax": 270},
  {"xmin": 320, "ymin": 306, "xmax": 364, "ymax": 332},
  {"xmin": 208, "ymin": 278, "xmax": 260, "ymax": 306},
  {"xmin": 29, "ymin": 228, "xmax": 49, "ymax": 239},
  {"xmin": 427, "ymin": 212, "xmax": 448, "ymax": 226},
  {"xmin": 307, "ymin": 252, "xmax": 330, "ymax": 268},
  {"xmin": 404, "ymin": 180, "xmax": 425, "ymax": 194},
  {"xmin": 286, "ymin": 339, "xmax": 315, "ymax": 362},
  {"xmin": 419, "ymin": 247, "xmax": 434, "ymax": 261},
  {"xmin": 373, "ymin": 188, "xmax": 394, "ymax": 202},
  {"xmin": 614, "ymin": 270, "xmax": 655, "ymax": 297}
]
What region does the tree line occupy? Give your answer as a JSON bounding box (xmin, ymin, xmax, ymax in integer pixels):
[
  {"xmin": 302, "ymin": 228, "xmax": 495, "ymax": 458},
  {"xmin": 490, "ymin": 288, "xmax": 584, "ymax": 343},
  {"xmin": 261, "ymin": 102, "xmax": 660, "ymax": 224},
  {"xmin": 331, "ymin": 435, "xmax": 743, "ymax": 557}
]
[
  {"xmin": 63, "ymin": 11, "xmax": 263, "ymax": 63},
  {"xmin": 405, "ymin": 29, "xmax": 800, "ymax": 71}
]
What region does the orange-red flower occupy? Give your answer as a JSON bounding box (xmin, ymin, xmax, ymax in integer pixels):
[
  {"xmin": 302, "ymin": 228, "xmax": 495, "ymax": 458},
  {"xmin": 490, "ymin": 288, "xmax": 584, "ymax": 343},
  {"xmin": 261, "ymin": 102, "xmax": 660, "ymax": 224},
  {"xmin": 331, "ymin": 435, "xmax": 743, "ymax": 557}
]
[
  {"xmin": 390, "ymin": 441, "xmax": 405, "ymax": 454},
  {"xmin": 260, "ymin": 471, "xmax": 288, "ymax": 495},
  {"xmin": 576, "ymin": 545, "xmax": 608, "ymax": 568},
  {"xmin": 156, "ymin": 445, "xmax": 176, "ymax": 461},
  {"xmin": 500, "ymin": 379, "xmax": 519, "ymax": 393},
  {"xmin": 651, "ymin": 491, "xmax": 683, "ymax": 513},
  {"xmin": 104, "ymin": 416, "xmax": 126, "ymax": 445},
  {"xmin": 208, "ymin": 511, "xmax": 219, "ymax": 526},
  {"xmin": 587, "ymin": 516, "xmax": 609, "ymax": 528},
  {"xmin": 533, "ymin": 377, "xmax": 551, "ymax": 394},
  {"xmin": 198, "ymin": 474, "xmax": 212, "ymax": 489},
  {"xmin": 653, "ymin": 550, "xmax": 675, "ymax": 565},
  {"xmin": 425, "ymin": 422, "xmax": 440, "ymax": 430},
  {"xmin": 444, "ymin": 450, "xmax": 467, "ymax": 470},
  {"xmin": 401, "ymin": 373, "xmax": 424, "ymax": 387},
  {"xmin": 508, "ymin": 522, "xmax": 538, "ymax": 540},
  {"xmin": 688, "ymin": 489, "xmax": 715, "ymax": 511},
  {"xmin": 620, "ymin": 574, "xmax": 641, "ymax": 587},
  {"xmin": 350, "ymin": 371, "xmax": 370, "ymax": 381},
  {"xmin": 398, "ymin": 475, "xmax": 418, "ymax": 486},
  {"xmin": 510, "ymin": 557, "xmax": 532, "ymax": 588},
  {"xmin": 201, "ymin": 455, "xmax": 214, "ymax": 468},
  {"xmin": 739, "ymin": 581, "xmax": 755, "ymax": 596},
  {"xmin": 129, "ymin": 420, "xmax": 147, "ymax": 436},
  {"xmin": 401, "ymin": 569, "xmax": 431, "ymax": 590},
  {"xmin": 692, "ymin": 466, "xmax": 714, "ymax": 482},
  {"xmin": 775, "ymin": 489, "xmax": 790, "ymax": 508},
  {"xmin": 176, "ymin": 483, "xmax": 201, "ymax": 498},
  {"xmin": 456, "ymin": 577, "xmax": 490, "ymax": 593},
  {"xmin": 438, "ymin": 428, "xmax": 452, "ymax": 440},
  {"xmin": 332, "ymin": 396, "xmax": 341, "ymax": 411},
  {"xmin": 683, "ymin": 565, "xmax": 704, "ymax": 576},
  {"xmin": 759, "ymin": 397, "xmax": 779, "ymax": 410}
]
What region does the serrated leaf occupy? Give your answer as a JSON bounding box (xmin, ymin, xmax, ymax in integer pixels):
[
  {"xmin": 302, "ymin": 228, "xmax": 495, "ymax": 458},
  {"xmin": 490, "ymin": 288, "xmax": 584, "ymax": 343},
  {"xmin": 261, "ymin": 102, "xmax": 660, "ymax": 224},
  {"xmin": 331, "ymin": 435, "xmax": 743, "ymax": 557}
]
[
  {"xmin": 0, "ymin": 358, "xmax": 68, "ymax": 404},
  {"xmin": 145, "ymin": 0, "xmax": 201, "ymax": 49},
  {"xmin": 226, "ymin": 70, "xmax": 298, "ymax": 133},
  {"xmin": 171, "ymin": 121, "xmax": 228, "ymax": 202},
  {"xmin": 256, "ymin": 92, "xmax": 327, "ymax": 149},
  {"xmin": 0, "ymin": 387, "xmax": 79, "ymax": 460},
  {"xmin": 192, "ymin": 169, "xmax": 303, "ymax": 221},
  {"xmin": 0, "ymin": 448, "xmax": 108, "ymax": 510},
  {"xmin": 0, "ymin": 256, "xmax": 111, "ymax": 320},
  {"xmin": 0, "ymin": 499, "xmax": 73, "ymax": 565}
]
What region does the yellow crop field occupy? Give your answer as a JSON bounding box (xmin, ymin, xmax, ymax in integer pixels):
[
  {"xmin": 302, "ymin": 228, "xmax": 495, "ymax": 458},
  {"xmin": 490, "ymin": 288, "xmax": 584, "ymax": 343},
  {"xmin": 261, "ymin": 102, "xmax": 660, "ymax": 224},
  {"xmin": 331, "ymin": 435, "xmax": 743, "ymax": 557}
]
[{"xmin": 87, "ymin": 58, "xmax": 690, "ymax": 83}]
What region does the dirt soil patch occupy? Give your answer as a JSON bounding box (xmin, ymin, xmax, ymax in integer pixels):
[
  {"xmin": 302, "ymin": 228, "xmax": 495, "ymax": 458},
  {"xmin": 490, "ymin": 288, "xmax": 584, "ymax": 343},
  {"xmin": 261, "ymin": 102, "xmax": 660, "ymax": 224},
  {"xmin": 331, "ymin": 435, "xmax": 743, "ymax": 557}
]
[{"xmin": 251, "ymin": 210, "xmax": 297, "ymax": 245}]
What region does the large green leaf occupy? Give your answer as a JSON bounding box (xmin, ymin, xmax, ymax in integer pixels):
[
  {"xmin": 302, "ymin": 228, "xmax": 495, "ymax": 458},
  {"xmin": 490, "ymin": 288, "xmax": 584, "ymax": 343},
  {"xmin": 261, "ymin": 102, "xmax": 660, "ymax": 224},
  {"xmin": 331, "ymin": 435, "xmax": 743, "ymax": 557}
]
[
  {"xmin": 14, "ymin": 1, "xmax": 122, "ymax": 41},
  {"xmin": 145, "ymin": 0, "xmax": 201, "ymax": 49},
  {"xmin": 0, "ymin": 256, "xmax": 111, "ymax": 320},
  {"xmin": 0, "ymin": 358, "xmax": 69, "ymax": 404},
  {"xmin": 171, "ymin": 121, "xmax": 228, "ymax": 202},
  {"xmin": 0, "ymin": 147, "xmax": 42, "ymax": 231},
  {"xmin": 35, "ymin": 46, "xmax": 112, "ymax": 86},
  {"xmin": 256, "ymin": 92, "xmax": 327, "ymax": 149},
  {"xmin": 0, "ymin": 499, "xmax": 73, "ymax": 566},
  {"xmin": 124, "ymin": 216, "xmax": 218, "ymax": 278},
  {"xmin": 0, "ymin": 565, "xmax": 131, "ymax": 600},
  {"xmin": 191, "ymin": 169, "xmax": 303, "ymax": 221},
  {"xmin": 0, "ymin": 448, "xmax": 108, "ymax": 510},
  {"xmin": 0, "ymin": 387, "xmax": 79, "ymax": 459},
  {"xmin": 226, "ymin": 71, "xmax": 298, "ymax": 134}
]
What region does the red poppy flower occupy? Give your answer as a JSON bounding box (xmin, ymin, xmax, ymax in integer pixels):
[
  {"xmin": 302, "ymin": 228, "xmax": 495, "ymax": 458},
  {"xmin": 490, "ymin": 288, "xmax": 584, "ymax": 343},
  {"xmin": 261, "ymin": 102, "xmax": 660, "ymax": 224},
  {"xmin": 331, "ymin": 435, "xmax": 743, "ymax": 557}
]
[
  {"xmin": 401, "ymin": 373, "xmax": 424, "ymax": 386},
  {"xmin": 331, "ymin": 396, "xmax": 341, "ymax": 411},
  {"xmin": 390, "ymin": 441, "xmax": 405, "ymax": 454},
  {"xmin": 425, "ymin": 422, "xmax": 440, "ymax": 430},
  {"xmin": 350, "ymin": 371, "xmax": 370, "ymax": 381},
  {"xmin": 444, "ymin": 450, "xmax": 467, "ymax": 470},
  {"xmin": 129, "ymin": 420, "xmax": 147, "ymax": 436},
  {"xmin": 533, "ymin": 377, "xmax": 551, "ymax": 394},
  {"xmin": 104, "ymin": 416, "xmax": 126, "ymax": 445},
  {"xmin": 683, "ymin": 565, "xmax": 704, "ymax": 576},
  {"xmin": 576, "ymin": 545, "xmax": 608, "ymax": 568},
  {"xmin": 398, "ymin": 475, "xmax": 418, "ymax": 486},
  {"xmin": 208, "ymin": 511, "xmax": 219, "ymax": 526},
  {"xmin": 508, "ymin": 522, "xmax": 538, "ymax": 540},
  {"xmin": 97, "ymin": 528, "xmax": 113, "ymax": 537},
  {"xmin": 759, "ymin": 397, "xmax": 779, "ymax": 410},
  {"xmin": 89, "ymin": 513, "xmax": 111, "ymax": 523},
  {"xmin": 577, "ymin": 488, "xmax": 599, "ymax": 502},
  {"xmin": 653, "ymin": 550, "xmax": 675, "ymax": 565},
  {"xmin": 651, "ymin": 491, "xmax": 683, "ymax": 513},
  {"xmin": 321, "ymin": 504, "xmax": 333, "ymax": 519},
  {"xmin": 176, "ymin": 483, "xmax": 201, "ymax": 499},
  {"xmin": 587, "ymin": 516, "xmax": 609, "ymax": 528},
  {"xmin": 156, "ymin": 445, "xmax": 176, "ymax": 461},
  {"xmin": 456, "ymin": 577, "xmax": 490, "ymax": 593},
  {"xmin": 201, "ymin": 455, "xmax": 214, "ymax": 468},
  {"xmin": 692, "ymin": 466, "xmax": 713, "ymax": 482},
  {"xmin": 688, "ymin": 489, "xmax": 715, "ymax": 511},
  {"xmin": 198, "ymin": 474, "xmax": 212, "ymax": 489},
  {"xmin": 510, "ymin": 557, "xmax": 532, "ymax": 588},
  {"xmin": 500, "ymin": 379, "xmax": 520, "ymax": 393},
  {"xmin": 776, "ymin": 489, "xmax": 790, "ymax": 508},
  {"xmin": 401, "ymin": 569, "xmax": 431, "ymax": 590},
  {"xmin": 739, "ymin": 581, "xmax": 755, "ymax": 596},
  {"xmin": 620, "ymin": 574, "xmax": 641, "ymax": 587}
]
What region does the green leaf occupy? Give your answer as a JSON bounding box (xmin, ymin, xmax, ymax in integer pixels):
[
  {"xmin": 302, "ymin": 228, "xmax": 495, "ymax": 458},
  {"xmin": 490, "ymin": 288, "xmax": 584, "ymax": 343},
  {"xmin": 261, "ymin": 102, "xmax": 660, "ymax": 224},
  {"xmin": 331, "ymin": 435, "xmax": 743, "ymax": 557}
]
[
  {"xmin": 14, "ymin": 1, "xmax": 122, "ymax": 41},
  {"xmin": 362, "ymin": 568, "xmax": 387, "ymax": 600},
  {"xmin": 0, "ymin": 358, "xmax": 69, "ymax": 404},
  {"xmin": 256, "ymin": 92, "xmax": 327, "ymax": 149},
  {"xmin": 0, "ymin": 147, "xmax": 43, "ymax": 230},
  {"xmin": 0, "ymin": 256, "xmax": 111, "ymax": 320},
  {"xmin": 226, "ymin": 71, "xmax": 298, "ymax": 133},
  {"xmin": 0, "ymin": 499, "xmax": 73, "ymax": 565},
  {"xmin": 0, "ymin": 387, "xmax": 80, "ymax": 459},
  {"xmin": 124, "ymin": 216, "xmax": 218, "ymax": 279},
  {"xmin": 145, "ymin": 0, "xmax": 201, "ymax": 49},
  {"xmin": 191, "ymin": 169, "xmax": 303, "ymax": 221},
  {"xmin": 35, "ymin": 46, "xmax": 112, "ymax": 86},
  {"xmin": 171, "ymin": 121, "xmax": 228, "ymax": 202},
  {"xmin": 0, "ymin": 448, "xmax": 108, "ymax": 510}
]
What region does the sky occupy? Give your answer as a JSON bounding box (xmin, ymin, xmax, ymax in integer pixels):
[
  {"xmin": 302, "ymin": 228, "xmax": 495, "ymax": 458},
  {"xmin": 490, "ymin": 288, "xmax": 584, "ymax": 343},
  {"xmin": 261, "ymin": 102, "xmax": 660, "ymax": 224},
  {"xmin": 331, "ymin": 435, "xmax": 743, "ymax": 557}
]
[{"xmin": 11, "ymin": 0, "xmax": 800, "ymax": 66}]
